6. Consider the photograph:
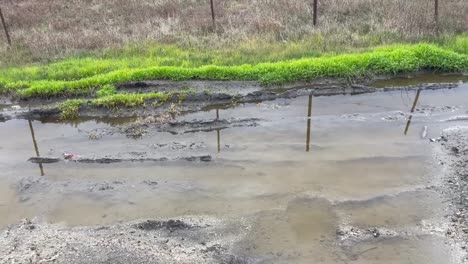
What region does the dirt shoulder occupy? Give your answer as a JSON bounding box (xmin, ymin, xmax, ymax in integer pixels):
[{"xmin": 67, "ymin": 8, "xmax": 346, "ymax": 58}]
[
  {"xmin": 434, "ymin": 126, "xmax": 468, "ymax": 261},
  {"xmin": 0, "ymin": 217, "xmax": 251, "ymax": 264}
]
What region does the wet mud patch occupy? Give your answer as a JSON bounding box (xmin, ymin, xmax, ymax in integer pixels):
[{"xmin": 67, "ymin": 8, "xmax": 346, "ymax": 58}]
[
  {"xmin": 339, "ymin": 236, "xmax": 460, "ymax": 264},
  {"xmin": 444, "ymin": 115, "xmax": 468, "ymax": 122},
  {"xmin": 0, "ymin": 218, "xmax": 252, "ymax": 264},
  {"xmin": 336, "ymin": 189, "xmax": 446, "ymax": 229},
  {"xmin": 0, "ymin": 113, "xmax": 8, "ymax": 122},
  {"xmin": 6, "ymin": 78, "xmax": 464, "ymax": 121},
  {"xmin": 134, "ymin": 219, "xmax": 193, "ymax": 231},
  {"xmin": 85, "ymin": 116, "xmax": 262, "ymax": 139},
  {"xmin": 435, "ymin": 126, "xmax": 468, "ymax": 258},
  {"xmin": 28, "ymin": 155, "xmax": 213, "ymax": 164},
  {"xmin": 232, "ymin": 198, "xmax": 340, "ymax": 262},
  {"xmin": 161, "ymin": 118, "xmax": 262, "ymax": 134},
  {"xmin": 336, "ymin": 226, "xmax": 400, "ymax": 245},
  {"xmin": 151, "ymin": 141, "xmax": 207, "ymax": 150}
]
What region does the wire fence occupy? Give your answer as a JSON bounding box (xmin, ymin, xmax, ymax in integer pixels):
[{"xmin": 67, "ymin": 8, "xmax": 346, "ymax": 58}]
[{"xmin": 0, "ymin": 0, "xmax": 468, "ymax": 54}]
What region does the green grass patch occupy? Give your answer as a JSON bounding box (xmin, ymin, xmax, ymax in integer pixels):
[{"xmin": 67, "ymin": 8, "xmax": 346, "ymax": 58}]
[
  {"xmin": 92, "ymin": 92, "xmax": 171, "ymax": 109},
  {"xmin": 0, "ymin": 39, "xmax": 467, "ymax": 99},
  {"xmin": 59, "ymin": 99, "xmax": 86, "ymax": 120},
  {"xmin": 96, "ymin": 84, "xmax": 117, "ymax": 97},
  {"xmin": 57, "ymin": 89, "xmax": 196, "ymax": 119}
]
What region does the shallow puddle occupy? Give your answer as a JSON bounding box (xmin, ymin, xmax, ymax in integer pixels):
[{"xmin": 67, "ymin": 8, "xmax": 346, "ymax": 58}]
[
  {"xmin": 371, "ymin": 73, "xmax": 467, "ymax": 88},
  {"xmin": 1, "ymin": 78, "xmax": 467, "ymax": 263}
]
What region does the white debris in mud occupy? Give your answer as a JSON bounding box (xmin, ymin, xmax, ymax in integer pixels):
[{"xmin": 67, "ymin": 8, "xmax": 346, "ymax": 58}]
[
  {"xmin": 336, "ymin": 225, "xmax": 400, "ymax": 243},
  {"xmin": 0, "ymin": 217, "xmax": 250, "ymax": 264},
  {"xmin": 433, "ymin": 126, "xmax": 468, "ymax": 262},
  {"xmin": 341, "ymin": 113, "xmax": 367, "ymax": 121}
]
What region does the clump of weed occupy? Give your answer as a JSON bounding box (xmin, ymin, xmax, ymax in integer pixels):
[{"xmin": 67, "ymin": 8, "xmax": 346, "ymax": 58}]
[
  {"xmin": 178, "ymin": 88, "xmax": 197, "ymax": 103},
  {"xmin": 96, "ymin": 84, "xmax": 117, "ymax": 97},
  {"xmin": 58, "ymin": 90, "xmax": 192, "ymax": 120},
  {"xmin": 92, "ymin": 92, "xmax": 170, "ymax": 109},
  {"xmin": 59, "ymin": 99, "xmax": 86, "ymax": 119}
]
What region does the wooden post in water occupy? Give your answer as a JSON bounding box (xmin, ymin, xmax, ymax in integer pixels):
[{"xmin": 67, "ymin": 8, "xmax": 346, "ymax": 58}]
[
  {"xmin": 312, "ymin": 0, "xmax": 318, "ymax": 26},
  {"xmin": 210, "ymin": 0, "xmax": 216, "ymax": 30},
  {"xmin": 0, "ymin": 6, "xmax": 11, "ymax": 47}
]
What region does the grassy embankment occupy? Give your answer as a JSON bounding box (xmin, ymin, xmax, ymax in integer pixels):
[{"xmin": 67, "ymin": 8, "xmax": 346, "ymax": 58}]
[{"xmin": 0, "ymin": 36, "xmax": 467, "ymax": 119}]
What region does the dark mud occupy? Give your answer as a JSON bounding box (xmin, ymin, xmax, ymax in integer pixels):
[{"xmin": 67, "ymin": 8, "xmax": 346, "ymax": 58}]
[
  {"xmin": 134, "ymin": 219, "xmax": 193, "ymax": 231},
  {"xmin": 1, "ymin": 77, "xmax": 462, "ymax": 122},
  {"xmin": 28, "ymin": 155, "xmax": 212, "ymax": 164},
  {"xmin": 3, "ymin": 79, "xmax": 458, "ymax": 141},
  {"xmin": 83, "ymin": 117, "xmax": 262, "ymax": 139}
]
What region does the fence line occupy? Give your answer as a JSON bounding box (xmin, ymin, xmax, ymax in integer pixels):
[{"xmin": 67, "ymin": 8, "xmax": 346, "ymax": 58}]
[{"xmin": 0, "ymin": 0, "xmax": 457, "ymax": 50}]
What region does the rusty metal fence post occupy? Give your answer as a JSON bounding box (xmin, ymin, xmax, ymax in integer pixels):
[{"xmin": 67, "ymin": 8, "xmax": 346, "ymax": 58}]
[
  {"xmin": 0, "ymin": 6, "xmax": 11, "ymax": 46},
  {"xmin": 313, "ymin": 0, "xmax": 318, "ymax": 26}
]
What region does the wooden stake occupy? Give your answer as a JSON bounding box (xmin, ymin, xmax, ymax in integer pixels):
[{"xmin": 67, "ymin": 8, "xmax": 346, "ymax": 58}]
[
  {"xmin": 0, "ymin": 6, "xmax": 11, "ymax": 46},
  {"xmin": 434, "ymin": 0, "xmax": 439, "ymax": 34},
  {"xmin": 210, "ymin": 0, "xmax": 216, "ymax": 29},
  {"xmin": 312, "ymin": 0, "xmax": 318, "ymax": 26}
]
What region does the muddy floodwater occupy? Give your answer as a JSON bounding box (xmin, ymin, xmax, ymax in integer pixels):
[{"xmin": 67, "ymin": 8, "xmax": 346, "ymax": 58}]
[{"xmin": 1, "ymin": 76, "xmax": 468, "ymax": 263}]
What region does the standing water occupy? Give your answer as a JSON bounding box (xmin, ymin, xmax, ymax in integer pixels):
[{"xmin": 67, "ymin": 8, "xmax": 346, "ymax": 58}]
[{"xmin": 1, "ymin": 76, "xmax": 468, "ymax": 263}]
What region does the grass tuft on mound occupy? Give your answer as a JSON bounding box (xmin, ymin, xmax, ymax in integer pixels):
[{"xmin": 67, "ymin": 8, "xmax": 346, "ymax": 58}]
[{"xmin": 57, "ymin": 89, "xmax": 196, "ymax": 119}]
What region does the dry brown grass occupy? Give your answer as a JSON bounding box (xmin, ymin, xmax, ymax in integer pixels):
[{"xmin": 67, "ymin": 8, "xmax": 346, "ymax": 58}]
[{"xmin": 0, "ymin": 0, "xmax": 467, "ymax": 64}]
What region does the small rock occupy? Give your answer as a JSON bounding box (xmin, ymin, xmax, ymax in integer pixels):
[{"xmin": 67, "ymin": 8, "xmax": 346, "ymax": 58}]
[
  {"xmin": 371, "ymin": 228, "xmax": 380, "ymax": 238},
  {"xmin": 143, "ymin": 181, "xmax": 158, "ymax": 186},
  {"xmin": 200, "ymin": 155, "xmax": 212, "ymax": 162},
  {"xmin": 336, "ymin": 229, "xmax": 345, "ymax": 236}
]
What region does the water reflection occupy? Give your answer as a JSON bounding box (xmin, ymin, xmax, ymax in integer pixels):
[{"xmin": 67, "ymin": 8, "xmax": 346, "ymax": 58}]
[
  {"xmin": 371, "ymin": 74, "xmax": 467, "ymax": 88},
  {"xmin": 217, "ymin": 129, "xmax": 221, "ymax": 153},
  {"xmin": 306, "ymin": 95, "xmax": 312, "ymax": 152},
  {"xmin": 216, "ymin": 109, "xmax": 221, "ymax": 153},
  {"xmin": 404, "ymin": 89, "xmax": 421, "ymax": 135},
  {"xmin": 28, "ymin": 120, "xmax": 45, "ymax": 176}
]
